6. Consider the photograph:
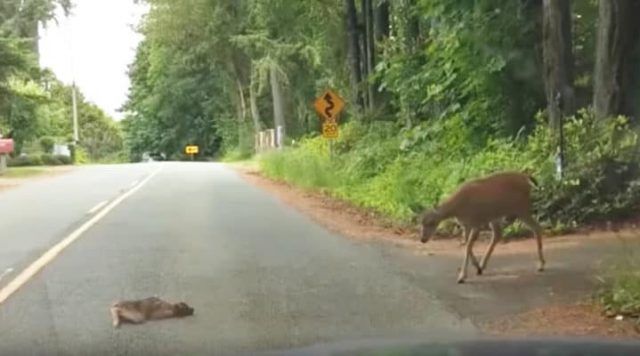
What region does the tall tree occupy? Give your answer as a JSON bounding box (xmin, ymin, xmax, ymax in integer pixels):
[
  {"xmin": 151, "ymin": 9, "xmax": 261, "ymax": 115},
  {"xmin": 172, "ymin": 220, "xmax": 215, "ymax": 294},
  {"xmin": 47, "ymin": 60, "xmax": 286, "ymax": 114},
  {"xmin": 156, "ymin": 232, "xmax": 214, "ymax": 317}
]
[
  {"xmin": 403, "ymin": 0, "xmax": 420, "ymax": 53},
  {"xmin": 363, "ymin": 0, "xmax": 375, "ymax": 109},
  {"xmin": 592, "ymin": 0, "xmax": 640, "ymax": 120},
  {"xmin": 269, "ymin": 64, "xmax": 286, "ymax": 140},
  {"xmin": 345, "ymin": 0, "xmax": 364, "ymax": 110},
  {"xmin": 374, "ymin": 0, "xmax": 390, "ymax": 42},
  {"xmin": 542, "ymin": 0, "xmax": 574, "ymax": 133}
]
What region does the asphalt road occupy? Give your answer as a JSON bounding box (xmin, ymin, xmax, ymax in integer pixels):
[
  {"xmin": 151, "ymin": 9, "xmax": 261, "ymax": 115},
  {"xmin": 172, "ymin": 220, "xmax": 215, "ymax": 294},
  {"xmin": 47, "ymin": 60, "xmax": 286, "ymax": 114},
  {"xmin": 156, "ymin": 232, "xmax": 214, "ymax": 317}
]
[{"xmin": 0, "ymin": 162, "xmax": 478, "ymax": 355}]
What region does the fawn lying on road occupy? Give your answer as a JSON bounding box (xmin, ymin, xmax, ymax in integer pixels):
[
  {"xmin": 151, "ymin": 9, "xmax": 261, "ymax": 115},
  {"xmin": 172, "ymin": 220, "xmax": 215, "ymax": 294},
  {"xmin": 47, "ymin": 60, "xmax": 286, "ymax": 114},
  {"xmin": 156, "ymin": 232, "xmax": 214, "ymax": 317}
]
[{"xmin": 110, "ymin": 297, "xmax": 194, "ymax": 328}]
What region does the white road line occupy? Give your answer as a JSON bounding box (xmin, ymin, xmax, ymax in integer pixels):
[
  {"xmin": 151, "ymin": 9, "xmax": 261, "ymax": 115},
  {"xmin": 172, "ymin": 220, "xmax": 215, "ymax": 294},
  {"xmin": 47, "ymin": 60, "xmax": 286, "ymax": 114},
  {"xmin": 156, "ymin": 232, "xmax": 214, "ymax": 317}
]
[
  {"xmin": 87, "ymin": 200, "xmax": 108, "ymax": 215},
  {"xmin": 0, "ymin": 164, "xmax": 164, "ymax": 305},
  {"xmin": 0, "ymin": 268, "xmax": 13, "ymax": 282},
  {"xmin": 129, "ymin": 180, "xmax": 139, "ymax": 188}
]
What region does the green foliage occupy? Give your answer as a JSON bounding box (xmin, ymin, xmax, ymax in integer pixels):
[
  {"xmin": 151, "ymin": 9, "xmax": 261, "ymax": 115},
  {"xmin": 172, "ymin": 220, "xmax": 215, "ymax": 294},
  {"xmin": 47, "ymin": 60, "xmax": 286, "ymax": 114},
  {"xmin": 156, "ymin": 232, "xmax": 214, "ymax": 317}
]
[
  {"xmin": 599, "ymin": 247, "xmax": 640, "ymax": 318},
  {"xmin": 123, "ymin": 0, "xmax": 348, "ymax": 159},
  {"xmin": 7, "ymin": 154, "xmax": 42, "ymax": 167},
  {"xmin": 39, "ymin": 136, "xmax": 55, "ymax": 153},
  {"xmin": 2, "ymin": 78, "xmax": 48, "ymax": 153},
  {"xmin": 221, "ymin": 146, "xmax": 254, "ymax": 162},
  {"xmin": 1, "ymin": 166, "xmax": 48, "ymax": 178},
  {"xmin": 530, "ymin": 110, "xmax": 640, "ymax": 225},
  {"xmin": 379, "ymin": 0, "xmax": 544, "ymax": 136},
  {"xmin": 73, "ymin": 146, "xmax": 90, "ymax": 165},
  {"xmin": 260, "ymin": 139, "xmax": 340, "ymax": 190},
  {"xmin": 261, "ymin": 109, "xmax": 640, "ymax": 230},
  {"xmin": 1, "ymin": 2, "xmax": 124, "ymax": 162},
  {"xmin": 77, "ymin": 102, "xmax": 124, "ymax": 161},
  {"xmin": 0, "ymin": 0, "xmax": 72, "ymax": 143},
  {"xmin": 93, "ymin": 151, "xmax": 129, "ymax": 164},
  {"xmin": 41, "ymin": 153, "xmax": 71, "ymax": 165},
  {"xmin": 7, "ymin": 153, "xmax": 71, "ymax": 167}
]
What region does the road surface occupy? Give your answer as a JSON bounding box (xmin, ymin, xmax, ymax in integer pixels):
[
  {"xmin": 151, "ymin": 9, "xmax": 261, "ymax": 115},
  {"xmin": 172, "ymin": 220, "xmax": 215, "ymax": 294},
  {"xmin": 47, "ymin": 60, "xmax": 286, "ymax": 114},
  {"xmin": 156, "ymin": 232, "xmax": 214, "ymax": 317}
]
[{"xmin": 0, "ymin": 163, "xmax": 478, "ymax": 355}]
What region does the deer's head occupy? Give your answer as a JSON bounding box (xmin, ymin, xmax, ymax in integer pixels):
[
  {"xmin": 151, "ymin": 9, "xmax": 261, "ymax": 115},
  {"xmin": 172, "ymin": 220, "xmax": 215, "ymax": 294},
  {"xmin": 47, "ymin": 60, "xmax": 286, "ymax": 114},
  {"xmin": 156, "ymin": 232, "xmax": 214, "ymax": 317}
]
[{"xmin": 418, "ymin": 209, "xmax": 441, "ymax": 243}]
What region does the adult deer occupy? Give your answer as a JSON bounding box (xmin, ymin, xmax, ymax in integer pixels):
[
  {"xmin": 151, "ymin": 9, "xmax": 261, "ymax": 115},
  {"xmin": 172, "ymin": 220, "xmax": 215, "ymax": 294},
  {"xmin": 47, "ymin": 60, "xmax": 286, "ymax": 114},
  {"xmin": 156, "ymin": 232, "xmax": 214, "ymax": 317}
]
[{"xmin": 417, "ymin": 171, "xmax": 544, "ymax": 283}]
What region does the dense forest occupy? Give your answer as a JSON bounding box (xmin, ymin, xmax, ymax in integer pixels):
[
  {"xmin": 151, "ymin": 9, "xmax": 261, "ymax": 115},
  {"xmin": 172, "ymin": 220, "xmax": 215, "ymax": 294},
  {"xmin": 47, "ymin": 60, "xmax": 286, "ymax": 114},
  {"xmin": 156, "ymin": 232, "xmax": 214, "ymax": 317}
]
[
  {"xmin": 0, "ymin": 0, "xmax": 123, "ymax": 163},
  {"xmin": 125, "ymin": 0, "xmax": 640, "ymax": 231}
]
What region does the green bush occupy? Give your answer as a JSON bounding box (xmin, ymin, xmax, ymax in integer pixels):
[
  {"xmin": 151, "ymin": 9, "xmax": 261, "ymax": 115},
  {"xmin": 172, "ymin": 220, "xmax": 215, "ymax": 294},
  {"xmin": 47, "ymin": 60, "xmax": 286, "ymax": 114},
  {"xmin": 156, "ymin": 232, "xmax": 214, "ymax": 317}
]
[
  {"xmin": 260, "ymin": 109, "xmax": 640, "ymax": 231},
  {"xmin": 7, "ymin": 153, "xmax": 72, "ymax": 167},
  {"xmin": 41, "ymin": 154, "xmax": 62, "ymax": 165},
  {"xmin": 55, "ymin": 155, "xmax": 72, "ymax": 165},
  {"xmin": 260, "ymin": 140, "xmax": 340, "ymax": 190},
  {"xmin": 94, "ymin": 151, "xmax": 129, "ymax": 164},
  {"xmin": 7, "ymin": 154, "xmax": 43, "ymax": 167},
  {"xmin": 39, "ymin": 137, "xmax": 55, "ymax": 154},
  {"xmin": 74, "ymin": 146, "xmax": 90, "ymax": 164},
  {"xmin": 599, "ymin": 247, "xmax": 640, "ymax": 318},
  {"xmin": 221, "ymin": 147, "xmax": 253, "ymax": 162}
]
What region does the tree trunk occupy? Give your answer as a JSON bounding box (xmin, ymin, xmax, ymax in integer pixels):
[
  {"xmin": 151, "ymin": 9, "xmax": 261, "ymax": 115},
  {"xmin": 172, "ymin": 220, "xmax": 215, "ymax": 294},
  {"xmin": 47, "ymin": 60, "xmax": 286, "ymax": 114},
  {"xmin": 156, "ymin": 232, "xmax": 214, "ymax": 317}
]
[
  {"xmin": 234, "ymin": 77, "xmax": 247, "ymax": 147},
  {"xmin": 373, "ymin": 0, "xmax": 391, "ymax": 113},
  {"xmin": 345, "ymin": 0, "xmax": 364, "ymax": 111},
  {"xmin": 270, "ymin": 65, "xmax": 286, "ymax": 143},
  {"xmin": 359, "ymin": 0, "xmax": 370, "ymax": 110},
  {"xmin": 404, "ymin": 0, "xmax": 420, "ymax": 53},
  {"xmin": 364, "ymin": 0, "xmax": 375, "ymax": 110},
  {"xmin": 236, "ymin": 78, "xmax": 247, "ymax": 121},
  {"xmin": 249, "ymin": 78, "xmax": 262, "ymax": 132},
  {"xmin": 593, "ymin": 0, "xmax": 640, "ymax": 120},
  {"xmin": 374, "ymin": 0, "xmax": 390, "ymax": 42},
  {"xmin": 542, "ymin": 0, "xmax": 574, "ymax": 132}
]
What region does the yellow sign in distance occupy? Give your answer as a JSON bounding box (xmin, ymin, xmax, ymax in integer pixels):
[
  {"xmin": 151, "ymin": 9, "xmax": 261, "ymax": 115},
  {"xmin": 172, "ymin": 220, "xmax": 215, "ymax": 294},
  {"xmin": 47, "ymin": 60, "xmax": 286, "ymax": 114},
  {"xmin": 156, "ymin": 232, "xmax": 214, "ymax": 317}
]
[
  {"xmin": 314, "ymin": 90, "xmax": 345, "ymax": 122},
  {"xmin": 185, "ymin": 145, "xmax": 199, "ymax": 155}
]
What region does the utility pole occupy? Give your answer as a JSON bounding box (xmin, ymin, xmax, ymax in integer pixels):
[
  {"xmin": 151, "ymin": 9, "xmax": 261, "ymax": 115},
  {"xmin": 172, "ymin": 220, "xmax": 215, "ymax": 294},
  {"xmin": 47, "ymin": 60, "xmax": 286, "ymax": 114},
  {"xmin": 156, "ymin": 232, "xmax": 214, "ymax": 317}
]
[
  {"xmin": 67, "ymin": 12, "xmax": 79, "ymax": 144},
  {"xmin": 72, "ymin": 82, "xmax": 79, "ymax": 143}
]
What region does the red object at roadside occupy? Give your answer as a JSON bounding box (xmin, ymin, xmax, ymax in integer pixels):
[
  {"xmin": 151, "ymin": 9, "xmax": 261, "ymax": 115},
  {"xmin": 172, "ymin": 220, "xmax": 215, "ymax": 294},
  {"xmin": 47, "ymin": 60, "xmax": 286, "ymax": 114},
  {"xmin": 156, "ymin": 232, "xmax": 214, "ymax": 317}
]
[{"xmin": 0, "ymin": 139, "xmax": 14, "ymax": 154}]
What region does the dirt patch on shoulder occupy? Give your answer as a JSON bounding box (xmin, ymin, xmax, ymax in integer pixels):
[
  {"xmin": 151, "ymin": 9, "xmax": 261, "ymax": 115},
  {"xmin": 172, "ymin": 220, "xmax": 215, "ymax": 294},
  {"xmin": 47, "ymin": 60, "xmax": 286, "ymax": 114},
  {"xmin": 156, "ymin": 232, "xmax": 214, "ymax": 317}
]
[
  {"xmin": 487, "ymin": 303, "xmax": 640, "ymax": 340},
  {"xmin": 234, "ymin": 166, "xmax": 639, "ymax": 257},
  {"xmin": 238, "ymin": 167, "xmax": 403, "ymax": 241},
  {"xmin": 0, "ymin": 166, "xmax": 74, "ymax": 192}
]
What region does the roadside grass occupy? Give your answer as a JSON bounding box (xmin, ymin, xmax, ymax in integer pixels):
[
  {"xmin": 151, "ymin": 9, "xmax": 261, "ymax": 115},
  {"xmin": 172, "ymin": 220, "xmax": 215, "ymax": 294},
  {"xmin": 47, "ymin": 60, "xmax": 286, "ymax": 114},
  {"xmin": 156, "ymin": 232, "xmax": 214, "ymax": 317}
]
[
  {"xmin": 598, "ymin": 244, "xmax": 640, "ymax": 321},
  {"xmin": 2, "ymin": 166, "xmax": 49, "ymax": 178},
  {"xmin": 221, "ymin": 147, "xmax": 254, "ymax": 163}
]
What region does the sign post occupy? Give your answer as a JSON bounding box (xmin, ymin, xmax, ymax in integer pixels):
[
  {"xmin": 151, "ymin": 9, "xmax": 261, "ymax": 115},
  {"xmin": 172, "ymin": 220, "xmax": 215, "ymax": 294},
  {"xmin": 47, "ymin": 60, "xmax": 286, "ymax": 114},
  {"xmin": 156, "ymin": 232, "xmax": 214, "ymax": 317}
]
[
  {"xmin": 314, "ymin": 89, "xmax": 345, "ymax": 157},
  {"xmin": 184, "ymin": 145, "xmax": 199, "ymax": 161}
]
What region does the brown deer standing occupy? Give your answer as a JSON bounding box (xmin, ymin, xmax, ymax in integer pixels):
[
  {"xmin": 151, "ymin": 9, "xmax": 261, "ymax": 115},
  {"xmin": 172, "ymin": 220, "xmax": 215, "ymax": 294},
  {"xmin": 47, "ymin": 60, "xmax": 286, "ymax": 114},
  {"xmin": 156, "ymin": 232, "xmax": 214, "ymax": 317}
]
[{"xmin": 418, "ymin": 171, "xmax": 544, "ymax": 283}]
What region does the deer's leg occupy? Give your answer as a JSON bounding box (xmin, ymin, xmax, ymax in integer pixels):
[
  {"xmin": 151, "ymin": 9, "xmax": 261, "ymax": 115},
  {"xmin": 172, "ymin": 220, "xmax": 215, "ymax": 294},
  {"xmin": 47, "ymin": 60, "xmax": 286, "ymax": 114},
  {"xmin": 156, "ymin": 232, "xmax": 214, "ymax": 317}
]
[
  {"xmin": 110, "ymin": 307, "xmax": 121, "ymax": 328},
  {"xmin": 520, "ymin": 214, "xmax": 545, "ymax": 272},
  {"xmin": 461, "ymin": 225, "xmax": 480, "ymax": 270},
  {"xmin": 458, "ymin": 228, "xmax": 479, "ymax": 284},
  {"xmin": 478, "ymin": 220, "xmax": 503, "ymax": 274},
  {"xmin": 459, "ymin": 224, "xmax": 467, "ymax": 246},
  {"xmin": 116, "ymin": 308, "xmax": 146, "ymax": 325}
]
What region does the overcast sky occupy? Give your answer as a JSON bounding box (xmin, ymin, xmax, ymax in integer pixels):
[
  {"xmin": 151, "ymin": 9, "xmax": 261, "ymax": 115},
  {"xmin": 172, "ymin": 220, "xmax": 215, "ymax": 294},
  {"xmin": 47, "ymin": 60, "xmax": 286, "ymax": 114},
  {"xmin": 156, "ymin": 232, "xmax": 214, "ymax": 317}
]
[{"xmin": 39, "ymin": 0, "xmax": 148, "ymax": 120}]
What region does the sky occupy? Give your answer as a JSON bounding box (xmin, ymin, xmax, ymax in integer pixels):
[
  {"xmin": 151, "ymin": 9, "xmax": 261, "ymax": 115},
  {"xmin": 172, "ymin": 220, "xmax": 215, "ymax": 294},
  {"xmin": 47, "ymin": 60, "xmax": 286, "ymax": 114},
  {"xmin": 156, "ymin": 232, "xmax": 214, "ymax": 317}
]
[{"xmin": 39, "ymin": 0, "xmax": 148, "ymax": 120}]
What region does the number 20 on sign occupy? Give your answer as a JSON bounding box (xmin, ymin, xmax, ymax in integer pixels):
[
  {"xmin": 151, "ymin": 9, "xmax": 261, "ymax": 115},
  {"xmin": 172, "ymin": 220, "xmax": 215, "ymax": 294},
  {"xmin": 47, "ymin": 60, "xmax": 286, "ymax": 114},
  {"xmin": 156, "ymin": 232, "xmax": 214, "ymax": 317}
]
[
  {"xmin": 322, "ymin": 121, "xmax": 339, "ymax": 139},
  {"xmin": 314, "ymin": 89, "xmax": 345, "ymax": 139}
]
